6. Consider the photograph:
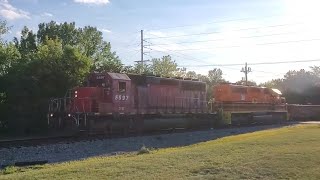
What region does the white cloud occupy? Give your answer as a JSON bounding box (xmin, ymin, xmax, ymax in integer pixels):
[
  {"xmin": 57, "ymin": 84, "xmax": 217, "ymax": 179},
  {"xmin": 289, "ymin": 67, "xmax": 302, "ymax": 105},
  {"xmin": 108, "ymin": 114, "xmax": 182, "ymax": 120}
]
[
  {"xmin": 41, "ymin": 12, "xmax": 53, "ymax": 17},
  {"xmin": 73, "ymin": 0, "xmax": 110, "ymax": 5},
  {"xmin": 100, "ymin": 28, "xmax": 111, "ymax": 33},
  {"xmin": 0, "ymin": 0, "xmax": 30, "ymax": 20}
]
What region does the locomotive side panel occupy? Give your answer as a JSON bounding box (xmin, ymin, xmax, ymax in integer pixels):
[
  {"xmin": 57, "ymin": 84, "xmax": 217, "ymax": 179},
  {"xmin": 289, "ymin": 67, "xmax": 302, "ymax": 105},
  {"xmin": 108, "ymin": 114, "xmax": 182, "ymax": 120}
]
[
  {"xmin": 214, "ymin": 84, "xmax": 283, "ymax": 104},
  {"xmin": 129, "ymin": 75, "xmax": 207, "ymax": 115},
  {"xmin": 213, "ymin": 84, "xmax": 287, "ymax": 126},
  {"xmin": 148, "ymin": 84, "xmax": 180, "ymax": 113},
  {"xmin": 109, "ymin": 74, "xmax": 132, "ymax": 115}
]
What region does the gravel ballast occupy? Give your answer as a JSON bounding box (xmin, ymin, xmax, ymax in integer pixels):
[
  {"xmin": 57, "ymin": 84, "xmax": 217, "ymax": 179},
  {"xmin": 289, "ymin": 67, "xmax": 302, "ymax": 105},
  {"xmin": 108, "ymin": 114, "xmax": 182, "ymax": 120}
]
[{"xmin": 0, "ymin": 124, "xmax": 291, "ymax": 167}]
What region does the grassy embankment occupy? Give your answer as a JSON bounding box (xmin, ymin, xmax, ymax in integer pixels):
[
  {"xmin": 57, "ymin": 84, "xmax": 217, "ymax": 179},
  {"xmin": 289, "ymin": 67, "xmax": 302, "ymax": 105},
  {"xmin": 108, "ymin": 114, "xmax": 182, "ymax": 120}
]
[{"xmin": 1, "ymin": 124, "xmax": 320, "ymax": 179}]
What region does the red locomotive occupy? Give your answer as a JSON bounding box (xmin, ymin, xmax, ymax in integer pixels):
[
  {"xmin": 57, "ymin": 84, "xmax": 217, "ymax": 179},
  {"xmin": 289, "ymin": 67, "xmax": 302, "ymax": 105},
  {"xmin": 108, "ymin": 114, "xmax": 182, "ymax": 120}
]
[
  {"xmin": 48, "ymin": 72, "xmax": 212, "ymax": 134},
  {"xmin": 48, "ymin": 72, "xmax": 288, "ymax": 134}
]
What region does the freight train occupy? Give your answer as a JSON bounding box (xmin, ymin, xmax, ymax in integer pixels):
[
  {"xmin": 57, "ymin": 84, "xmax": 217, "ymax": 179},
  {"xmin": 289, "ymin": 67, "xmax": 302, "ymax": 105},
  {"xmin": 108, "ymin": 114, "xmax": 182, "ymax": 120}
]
[{"xmin": 48, "ymin": 72, "xmax": 287, "ymax": 135}]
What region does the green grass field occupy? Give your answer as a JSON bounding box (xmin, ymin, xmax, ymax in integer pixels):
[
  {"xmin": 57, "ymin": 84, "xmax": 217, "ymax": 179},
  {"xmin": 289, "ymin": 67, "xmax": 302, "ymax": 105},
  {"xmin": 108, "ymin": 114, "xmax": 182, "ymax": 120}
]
[{"xmin": 1, "ymin": 124, "xmax": 320, "ymax": 180}]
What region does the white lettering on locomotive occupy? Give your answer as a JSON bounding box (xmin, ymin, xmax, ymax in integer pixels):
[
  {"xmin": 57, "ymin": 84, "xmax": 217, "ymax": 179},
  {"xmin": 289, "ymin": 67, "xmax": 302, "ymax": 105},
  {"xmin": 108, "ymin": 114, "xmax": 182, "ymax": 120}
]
[
  {"xmin": 118, "ymin": 107, "xmax": 125, "ymax": 111},
  {"xmin": 96, "ymin": 75, "xmax": 105, "ymax": 79},
  {"xmin": 115, "ymin": 95, "xmax": 129, "ymax": 101}
]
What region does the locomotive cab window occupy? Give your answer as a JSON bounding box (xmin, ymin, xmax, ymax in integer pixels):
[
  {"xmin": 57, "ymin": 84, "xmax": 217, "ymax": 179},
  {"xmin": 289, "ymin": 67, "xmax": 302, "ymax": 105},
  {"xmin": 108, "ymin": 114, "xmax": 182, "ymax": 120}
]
[{"xmin": 119, "ymin": 82, "xmax": 126, "ymax": 93}]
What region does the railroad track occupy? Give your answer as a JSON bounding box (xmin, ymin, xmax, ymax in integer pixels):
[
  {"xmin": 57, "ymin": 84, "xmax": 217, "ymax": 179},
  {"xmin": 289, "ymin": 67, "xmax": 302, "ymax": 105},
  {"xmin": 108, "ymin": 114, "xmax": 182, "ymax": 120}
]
[
  {"xmin": 0, "ymin": 136, "xmax": 77, "ymax": 149},
  {"xmin": 0, "ymin": 121, "xmax": 301, "ymax": 149},
  {"xmin": 0, "ymin": 127, "xmax": 215, "ymax": 149}
]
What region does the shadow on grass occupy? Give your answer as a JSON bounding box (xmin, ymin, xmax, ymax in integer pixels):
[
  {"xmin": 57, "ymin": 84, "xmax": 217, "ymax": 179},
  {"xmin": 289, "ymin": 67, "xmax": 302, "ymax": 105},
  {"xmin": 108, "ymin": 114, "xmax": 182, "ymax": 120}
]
[{"xmin": 0, "ymin": 121, "xmax": 304, "ymax": 169}]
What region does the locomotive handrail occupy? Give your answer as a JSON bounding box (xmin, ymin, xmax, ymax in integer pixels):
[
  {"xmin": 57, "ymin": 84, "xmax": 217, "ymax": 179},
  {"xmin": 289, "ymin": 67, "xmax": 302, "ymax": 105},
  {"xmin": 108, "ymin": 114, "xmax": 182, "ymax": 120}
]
[
  {"xmin": 49, "ymin": 95, "xmax": 210, "ymax": 115},
  {"xmin": 48, "ymin": 97, "xmax": 98, "ymax": 114},
  {"xmin": 146, "ymin": 96, "xmax": 209, "ymax": 114}
]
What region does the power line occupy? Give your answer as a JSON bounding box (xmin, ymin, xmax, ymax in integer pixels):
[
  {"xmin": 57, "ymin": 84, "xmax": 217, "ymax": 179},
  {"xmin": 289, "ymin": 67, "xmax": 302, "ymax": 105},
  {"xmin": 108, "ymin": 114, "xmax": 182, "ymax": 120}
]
[
  {"xmin": 145, "ymin": 22, "xmax": 304, "ymax": 40},
  {"xmin": 206, "ymin": 66, "xmax": 284, "ymax": 74},
  {"xmin": 147, "ymin": 31, "xmax": 300, "ymax": 46},
  {"xmin": 180, "ymin": 58, "xmax": 320, "ymax": 67},
  {"xmin": 156, "ymin": 38, "xmax": 320, "ymax": 52},
  {"xmin": 145, "ymin": 33, "xmax": 219, "ymax": 64},
  {"xmin": 145, "ymin": 14, "xmax": 282, "ymax": 31},
  {"xmin": 146, "ymin": 46, "xmax": 203, "ymax": 64},
  {"xmin": 144, "ymin": 40, "xmax": 213, "ymax": 64}
]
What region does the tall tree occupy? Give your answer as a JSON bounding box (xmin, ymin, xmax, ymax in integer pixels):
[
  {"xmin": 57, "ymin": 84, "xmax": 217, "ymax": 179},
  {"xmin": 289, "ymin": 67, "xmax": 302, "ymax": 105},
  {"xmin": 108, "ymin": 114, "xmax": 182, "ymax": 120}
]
[
  {"xmin": 207, "ymin": 68, "xmax": 224, "ymax": 86},
  {"xmin": 122, "ymin": 63, "xmax": 153, "ymax": 75},
  {"xmin": 92, "ymin": 42, "xmax": 122, "ymax": 73},
  {"xmin": 174, "ymin": 67, "xmax": 187, "ymax": 78},
  {"xmin": 151, "ymin": 55, "xmax": 177, "ymax": 77},
  {"xmin": 36, "ymin": 21, "xmax": 121, "ymax": 72},
  {"xmin": 0, "ymin": 19, "xmax": 9, "ymax": 41},
  {"xmin": 310, "ymin": 66, "xmax": 320, "ymax": 77},
  {"xmin": 235, "ymin": 80, "xmax": 257, "ymax": 86},
  {"xmin": 13, "ymin": 26, "xmax": 37, "ymax": 59},
  {"xmin": 186, "ymin": 71, "xmax": 197, "ymax": 78},
  {"xmin": 0, "ymin": 20, "xmax": 15, "ymax": 132},
  {"xmin": 259, "ymin": 78, "xmax": 283, "ymax": 88},
  {"xmin": 37, "ymin": 21, "xmax": 78, "ymax": 46},
  {"xmin": 3, "ymin": 38, "xmax": 91, "ymax": 133},
  {"xmin": 260, "ymin": 68, "xmax": 320, "ymax": 104},
  {"xmin": 0, "ymin": 43, "xmax": 20, "ymax": 76},
  {"xmin": 206, "ymin": 68, "xmax": 225, "ymax": 99},
  {"xmin": 78, "ymin": 26, "xmax": 103, "ymax": 57}
]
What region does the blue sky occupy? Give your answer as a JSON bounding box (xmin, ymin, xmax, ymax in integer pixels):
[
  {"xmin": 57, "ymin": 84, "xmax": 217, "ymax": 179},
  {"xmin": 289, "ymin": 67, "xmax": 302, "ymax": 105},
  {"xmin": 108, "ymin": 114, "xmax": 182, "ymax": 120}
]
[{"xmin": 1, "ymin": 0, "xmax": 320, "ymax": 83}]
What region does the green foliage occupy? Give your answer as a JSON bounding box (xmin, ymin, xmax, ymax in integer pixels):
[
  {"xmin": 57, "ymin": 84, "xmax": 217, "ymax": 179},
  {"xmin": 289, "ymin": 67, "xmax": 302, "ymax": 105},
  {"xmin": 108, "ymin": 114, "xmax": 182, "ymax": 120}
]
[
  {"xmin": 37, "ymin": 21, "xmax": 79, "ymax": 46},
  {"xmin": 205, "ymin": 68, "xmax": 226, "ymax": 100},
  {"xmin": 259, "ymin": 78, "xmax": 283, "ymax": 88},
  {"xmin": 0, "ymin": 20, "xmax": 121, "ymax": 134},
  {"xmin": 0, "ymin": 19, "xmax": 10, "ymax": 40},
  {"xmin": 92, "ymin": 42, "xmax": 122, "ymax": 73},
  {"xmin": 1, "ymin": 166, "xmax": 20, "ymax": 175},
  {"xmin": 2, "ymin": 38, "xmax": 91, "ymax": 134},
  {"xmin": 310, "ymin": 66, "xmax": 320, "ymax": 77},
  {"xmin": 122, "ymin": 61, "xmax": 154, "ymax": 75},
  {"xmin": 260, "ymin": 68, "xmax": 320, "ymax": 104},
  {"xmin": 0, "ymin": 43, "xmax": 21, "ymax": 76},
  {"xmin": 21, "ymin": 21, "xmax": 120, "ymax": 73},
  {"xmin": 151, "ymin": 55, "xmax": 177, "ymax": 77},
  {"xmin": 185, "ymin": 71, "xmax": 197, "ymax": 78},
  {"xmin": 13, "ymin": 26, "xmax": 37, "ymax": 59},
  {"xmin": 235, "ymin": 80, "xmax": 257, "ymax": 86},
  {"xmin": 78, "ymin": 26, "xmax": 103, "ymax": 57}
]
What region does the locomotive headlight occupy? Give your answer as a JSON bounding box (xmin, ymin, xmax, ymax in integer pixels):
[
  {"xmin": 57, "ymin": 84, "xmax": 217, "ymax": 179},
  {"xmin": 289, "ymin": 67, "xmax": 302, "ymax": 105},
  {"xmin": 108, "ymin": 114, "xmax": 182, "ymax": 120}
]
[
  {"xmin": 50, "ymin": 113, "xmax": 53, "ymax": 117},
  {"xmin": 68, "ymin": 114, "xmax": 71, "ymax": 117},
  {"xmin": 75, "ymin": 91, "xmax": 78, "ymax": 94}
]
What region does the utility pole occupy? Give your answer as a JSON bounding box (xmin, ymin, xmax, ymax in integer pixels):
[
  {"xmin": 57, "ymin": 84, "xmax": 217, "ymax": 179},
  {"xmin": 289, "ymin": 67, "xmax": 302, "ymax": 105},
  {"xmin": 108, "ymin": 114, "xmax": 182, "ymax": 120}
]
[
  {"xmin": 134, "ymin": 30, "xmax": 150, "ymax": 74},
  {"xmin": 241, "ymin": 62, "xmax": 252, "ymax": 86},
  {"xmin": 140, "ymin": 30, "xmax": 144, "ymax": 73}
]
